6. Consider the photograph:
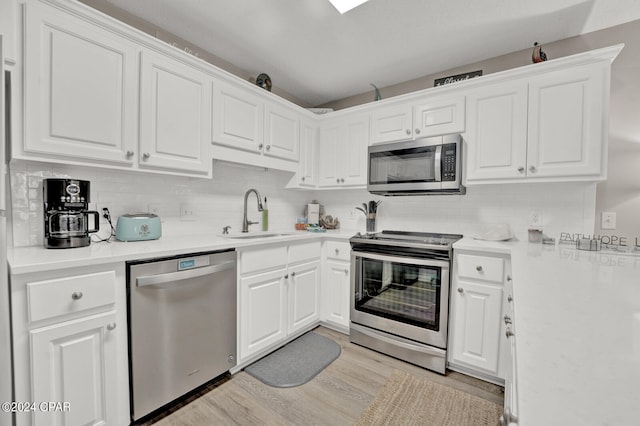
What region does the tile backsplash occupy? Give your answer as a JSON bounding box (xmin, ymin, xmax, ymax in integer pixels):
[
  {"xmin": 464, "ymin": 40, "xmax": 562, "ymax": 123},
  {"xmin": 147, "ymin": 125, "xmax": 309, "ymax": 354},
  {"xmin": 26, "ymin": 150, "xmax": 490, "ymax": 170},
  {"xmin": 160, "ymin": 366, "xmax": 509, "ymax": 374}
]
[{"xmin": 9, "ymin": 159, "xmax": 597, "ymax": 247}]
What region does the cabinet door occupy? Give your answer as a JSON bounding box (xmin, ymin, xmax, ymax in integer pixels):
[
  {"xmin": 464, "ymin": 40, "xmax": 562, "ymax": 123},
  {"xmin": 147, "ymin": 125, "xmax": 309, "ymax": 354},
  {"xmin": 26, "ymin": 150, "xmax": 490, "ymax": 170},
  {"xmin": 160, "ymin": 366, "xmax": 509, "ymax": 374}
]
[
  {"xmin": 322, "ymin": 260, "xmax": 350, "ymax": 329},
  {"xmin": 297, "ymin": 121, "xmax": 318, "ymax": 187},
  {"xmin": 24, "ymin": 2, "xmax": 137, "ymax": 164},
  {"xmin": 318, "ymin": 124, "xmax": 341, "ymax": 187},
  {"xmin": 239, "ymin": 268, "xmax": 287, "ymax": 360},
  {"xmin": 264, "ymin": 103, "xmax": 299, "ymax": 161},
  {"xmin": 212, "ymin": 82, "xmax": 264, "ymax": 153},
  {"xmin": 30, "ymin": 311, "xmax": 118, "ymax": 426},
  {"xmin": 414, "ymin": 96, "xmax": 465, "ymax": 137},
  {"xmin": 465, "ymin": 81, "xmax": 528, "ymax": 182},
  {"xmin": 527, "ymin": 64, "xmax": 606, "ymax": 178},
  {"xmin": 339, "ymin": 116, "xmax": 369, "ymax": 186},
  {"xmin": 370, "ymin": 103, "xmax": 413, "ymax": 144},
  {"xmin": 139, "ymin": 51, "xmax": 211, "ymax": 174},
  {"xmin": 449, "ymin": 280, "xmax": 503, "ymax": 375},
  {"xmin": 287, "ymin": 260, "xmax": 321, "ymax": 335}
]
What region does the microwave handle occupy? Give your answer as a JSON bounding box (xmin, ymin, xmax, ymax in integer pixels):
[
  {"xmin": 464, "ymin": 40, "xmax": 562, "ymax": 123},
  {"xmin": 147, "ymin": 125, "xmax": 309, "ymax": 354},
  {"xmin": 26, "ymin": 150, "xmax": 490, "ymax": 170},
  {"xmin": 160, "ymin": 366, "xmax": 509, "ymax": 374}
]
[{"xmin": 434, "ymin": 145, "xmax": 442, "ymax": 182}]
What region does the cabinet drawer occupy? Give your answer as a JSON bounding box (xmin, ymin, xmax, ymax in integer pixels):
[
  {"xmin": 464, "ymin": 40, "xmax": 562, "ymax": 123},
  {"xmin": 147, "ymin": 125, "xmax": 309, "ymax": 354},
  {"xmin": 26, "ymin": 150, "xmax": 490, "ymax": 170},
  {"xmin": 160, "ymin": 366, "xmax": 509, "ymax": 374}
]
[
  {"xmin": 325, "ymin": 240, "xmax": 350, "ymax": 261},
  {"xmin": 240, "ymin": 244, "xmax": 288, "ymax": 275},
  {"xmin": 457, "ymin": 254, "xmax": 504, "ymax": 283},
  {"xmin": 288, "ymin": 241, "xmax": 321, "ymax": 264},
  {"xmin": 27, "ymin": 271, "xmax": 116, "ymax": 323}
]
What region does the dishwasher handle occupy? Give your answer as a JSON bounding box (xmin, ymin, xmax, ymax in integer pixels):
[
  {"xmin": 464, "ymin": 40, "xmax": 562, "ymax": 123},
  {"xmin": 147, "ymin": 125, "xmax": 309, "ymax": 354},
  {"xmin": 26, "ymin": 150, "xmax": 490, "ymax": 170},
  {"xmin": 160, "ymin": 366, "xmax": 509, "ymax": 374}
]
[{"xmin": 136, "ymin": 260, "xmax": 236, "ymax": 287}]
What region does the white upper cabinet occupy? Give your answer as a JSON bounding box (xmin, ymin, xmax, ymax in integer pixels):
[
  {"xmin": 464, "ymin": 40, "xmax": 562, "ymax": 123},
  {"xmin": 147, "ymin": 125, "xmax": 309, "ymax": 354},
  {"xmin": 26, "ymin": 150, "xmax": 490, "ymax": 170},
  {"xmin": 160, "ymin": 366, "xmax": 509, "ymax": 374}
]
[
  {"xmin": 465, "ymin": 59, "xmax": 613, "ymax": 184},
  {"xmin": 139, "ymin": 50, "xmax": 212, "ymax": 174},
  {"xmin": 23, "ymin": 2, "xmax": 137, "ymax": 164},
  {"xmin": 212, "ymin": 82, "xmax": 264, "ymax": 153},
  {"xmin": 264, "ymin": 103, "xmax": 300, "ymax": 162},
  {"xmin": 526, "ymin": 64, "xmax": 606, "ymax": 178},
  {"xmin": 319, "ymin": 115, "xmax": 369, "ymax": 187},
  {"xmin": 297, "ymin": 120, "xmax": 318, "ymax": 187},
  {"xmin": 370, "ymin": 96, "xmax": 465, "ymax": 144},
  {"xmin": 212, "ymin": 81, "xmax": 300, "ymax": 171},
  {"xmin": 465, "ymin": 80, "xmax": 529, "ymax": 181}
]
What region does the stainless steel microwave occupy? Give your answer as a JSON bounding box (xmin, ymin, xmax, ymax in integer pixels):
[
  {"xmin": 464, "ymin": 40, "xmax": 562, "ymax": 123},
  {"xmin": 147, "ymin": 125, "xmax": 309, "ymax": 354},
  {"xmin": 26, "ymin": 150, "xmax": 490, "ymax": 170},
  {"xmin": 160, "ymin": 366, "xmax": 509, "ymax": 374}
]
[{"xmin": 367, "ymin": 134, "xmax": 464, "ymax": 196}]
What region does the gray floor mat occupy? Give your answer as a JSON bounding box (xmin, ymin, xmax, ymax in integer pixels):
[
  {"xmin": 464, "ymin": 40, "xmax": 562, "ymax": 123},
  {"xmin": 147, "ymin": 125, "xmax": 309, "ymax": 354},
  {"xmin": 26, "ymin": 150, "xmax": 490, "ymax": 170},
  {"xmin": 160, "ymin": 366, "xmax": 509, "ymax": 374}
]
[{"xmin": 244, "ymin": 331, "xmax": 341, "ymax": 388}]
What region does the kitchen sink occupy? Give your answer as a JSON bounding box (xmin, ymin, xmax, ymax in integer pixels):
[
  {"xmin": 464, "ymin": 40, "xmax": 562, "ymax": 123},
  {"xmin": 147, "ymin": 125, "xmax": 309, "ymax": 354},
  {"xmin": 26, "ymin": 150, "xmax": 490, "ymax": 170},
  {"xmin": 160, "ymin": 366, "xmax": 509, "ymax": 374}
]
[{"xmin": 222, "ymin": 232, "xmax": 296, "ymax": 239}]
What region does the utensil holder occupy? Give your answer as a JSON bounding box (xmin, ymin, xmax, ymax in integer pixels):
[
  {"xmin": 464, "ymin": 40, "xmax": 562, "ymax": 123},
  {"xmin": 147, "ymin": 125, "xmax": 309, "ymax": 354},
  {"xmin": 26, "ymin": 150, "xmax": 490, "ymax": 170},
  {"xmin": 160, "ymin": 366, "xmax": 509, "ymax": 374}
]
[{"xmin": 366, "ymin": 214, "xmax": 376, "ymax": 233}]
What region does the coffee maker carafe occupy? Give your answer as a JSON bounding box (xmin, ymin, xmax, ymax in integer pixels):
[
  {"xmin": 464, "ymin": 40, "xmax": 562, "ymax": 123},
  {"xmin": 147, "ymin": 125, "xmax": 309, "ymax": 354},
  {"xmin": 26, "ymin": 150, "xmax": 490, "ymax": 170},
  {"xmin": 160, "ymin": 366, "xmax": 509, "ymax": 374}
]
[{"xmin": 43, "ymin": 179, "xmax": 100, "ymax": 249}]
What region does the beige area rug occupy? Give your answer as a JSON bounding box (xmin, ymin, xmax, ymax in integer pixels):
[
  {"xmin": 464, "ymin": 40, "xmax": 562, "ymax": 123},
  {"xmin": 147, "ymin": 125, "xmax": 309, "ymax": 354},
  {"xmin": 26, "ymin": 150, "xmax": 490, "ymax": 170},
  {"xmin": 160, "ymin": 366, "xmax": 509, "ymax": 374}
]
[{"xmin": 355, "ymin": 370, "xmax": 503, "ymax": 426}]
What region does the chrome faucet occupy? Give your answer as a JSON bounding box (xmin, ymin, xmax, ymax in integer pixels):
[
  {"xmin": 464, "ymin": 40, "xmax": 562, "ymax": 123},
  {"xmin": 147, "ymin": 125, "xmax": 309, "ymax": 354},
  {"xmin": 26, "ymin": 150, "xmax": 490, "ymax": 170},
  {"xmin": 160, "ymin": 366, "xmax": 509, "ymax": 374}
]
[{"xmin": 242, "ymin": 188, "xmax": 264, "ymax": 232}]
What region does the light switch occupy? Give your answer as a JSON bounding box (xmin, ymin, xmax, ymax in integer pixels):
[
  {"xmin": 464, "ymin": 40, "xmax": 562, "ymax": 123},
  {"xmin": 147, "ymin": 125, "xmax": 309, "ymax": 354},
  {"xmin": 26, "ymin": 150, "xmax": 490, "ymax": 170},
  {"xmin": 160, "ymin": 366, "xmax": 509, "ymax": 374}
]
[{"xmin": 601, "ymin": 212, "xmax": 616, "ymax": 230}]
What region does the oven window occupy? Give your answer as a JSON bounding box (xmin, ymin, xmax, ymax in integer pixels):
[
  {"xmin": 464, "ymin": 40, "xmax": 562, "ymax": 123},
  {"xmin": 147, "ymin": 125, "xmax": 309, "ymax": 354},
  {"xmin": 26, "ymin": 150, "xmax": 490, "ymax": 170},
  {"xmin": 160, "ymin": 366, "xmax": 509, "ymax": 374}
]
[
  {"xmin": 355, "ymin": 257, "xmax": 441, "ymax": 330},
  {"xmin": 369, "ymin": 146, "xmax": 437, "ymax": 185}
]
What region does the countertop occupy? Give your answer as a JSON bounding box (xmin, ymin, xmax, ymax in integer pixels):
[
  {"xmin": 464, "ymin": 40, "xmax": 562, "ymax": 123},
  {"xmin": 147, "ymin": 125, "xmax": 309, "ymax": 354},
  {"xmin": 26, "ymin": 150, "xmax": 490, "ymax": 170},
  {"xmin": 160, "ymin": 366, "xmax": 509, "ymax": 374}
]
[
  {"xmin": 8, "ymin": 230, "xmax": 354, "ymax": 275},
  {"xmin": 455, "ymin": 237, "xmax": 640, "ymax": 426}
]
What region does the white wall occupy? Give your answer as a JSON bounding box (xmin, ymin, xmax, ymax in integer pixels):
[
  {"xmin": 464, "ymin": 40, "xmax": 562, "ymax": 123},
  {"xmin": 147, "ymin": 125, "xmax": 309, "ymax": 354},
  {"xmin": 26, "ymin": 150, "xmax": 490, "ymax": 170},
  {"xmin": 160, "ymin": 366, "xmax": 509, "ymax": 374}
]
[
  {"xmin": 10, "ymin": 158, "xmax": 597, "ymax": 248},
  {"xmin": 9, "ymin": 160, "xmax": 314, "ymax": 247},
  {"xmin": 316, "ymin": 183, "xmax": 596, "ymax": 242}
]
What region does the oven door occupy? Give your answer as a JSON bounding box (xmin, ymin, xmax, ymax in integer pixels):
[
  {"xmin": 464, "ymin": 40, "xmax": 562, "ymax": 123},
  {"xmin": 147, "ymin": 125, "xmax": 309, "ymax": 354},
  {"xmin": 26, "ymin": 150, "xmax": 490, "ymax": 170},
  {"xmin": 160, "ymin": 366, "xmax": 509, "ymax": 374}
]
[{"xmin": 350, "ymin": 250, "xmax": 450, "ymax": 349}]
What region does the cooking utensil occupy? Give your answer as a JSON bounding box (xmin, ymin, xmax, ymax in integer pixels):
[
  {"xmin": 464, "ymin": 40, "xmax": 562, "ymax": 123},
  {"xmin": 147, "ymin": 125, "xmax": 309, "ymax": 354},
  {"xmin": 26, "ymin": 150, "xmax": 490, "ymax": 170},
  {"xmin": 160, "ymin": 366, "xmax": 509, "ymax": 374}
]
[
  {"xmin": 362, "ymin": 203, "xmax": 369, "ymax": 213},
  {"xmin": 355, "ymin": 207, "xmax": 367, "ymax": 216}
]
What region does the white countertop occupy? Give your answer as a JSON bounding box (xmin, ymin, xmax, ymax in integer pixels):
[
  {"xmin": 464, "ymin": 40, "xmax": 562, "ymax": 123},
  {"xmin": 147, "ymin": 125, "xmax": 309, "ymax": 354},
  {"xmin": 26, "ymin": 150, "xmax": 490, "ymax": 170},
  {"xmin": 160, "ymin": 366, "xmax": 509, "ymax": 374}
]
[
  {"xmin": 455, "ymin": 238, "xmax": 640, "ymax": 426},
  {"xmin": 8, "ymin": 230, "xmax": 354, "ymax": 275}
]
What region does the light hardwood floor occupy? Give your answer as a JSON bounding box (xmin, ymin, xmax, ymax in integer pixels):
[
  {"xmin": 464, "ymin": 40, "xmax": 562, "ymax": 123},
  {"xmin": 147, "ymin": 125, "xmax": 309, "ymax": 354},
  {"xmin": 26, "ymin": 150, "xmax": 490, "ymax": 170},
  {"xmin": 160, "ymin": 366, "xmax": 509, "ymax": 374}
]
[{"xmin": 152, "ymin": 326, "xmax": 504, "ymax": 425}]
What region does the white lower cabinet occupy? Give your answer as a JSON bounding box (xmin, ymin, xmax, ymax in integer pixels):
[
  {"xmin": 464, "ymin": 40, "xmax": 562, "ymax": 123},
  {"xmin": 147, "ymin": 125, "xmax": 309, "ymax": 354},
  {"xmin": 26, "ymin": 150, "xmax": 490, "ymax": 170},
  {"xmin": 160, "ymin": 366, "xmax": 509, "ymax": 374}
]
[
  {"xmin": 448, "ymin": 251, "xmax": 511, "ymax": 383},
  {"xmin": 321, "ymin": 240, "xmax": 351, "ymax": 331},
  {"xmin": 11, "ymin": 264, "xmax": 129, "ymax": 426},
  {"xmin": 30, "ymin": 311, "xmax": 118, "ymax": 426},
  {"xmin": 238, "ymin": 241, "xmax": 321, "ymax": 363}
]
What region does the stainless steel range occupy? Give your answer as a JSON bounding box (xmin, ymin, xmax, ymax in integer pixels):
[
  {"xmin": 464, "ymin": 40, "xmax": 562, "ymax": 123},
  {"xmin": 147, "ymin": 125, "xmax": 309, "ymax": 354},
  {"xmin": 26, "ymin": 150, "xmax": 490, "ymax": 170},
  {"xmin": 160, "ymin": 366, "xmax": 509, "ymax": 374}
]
[{"xmin": 349, "ymin": 230, "xmax": 462, "ymax": 374}]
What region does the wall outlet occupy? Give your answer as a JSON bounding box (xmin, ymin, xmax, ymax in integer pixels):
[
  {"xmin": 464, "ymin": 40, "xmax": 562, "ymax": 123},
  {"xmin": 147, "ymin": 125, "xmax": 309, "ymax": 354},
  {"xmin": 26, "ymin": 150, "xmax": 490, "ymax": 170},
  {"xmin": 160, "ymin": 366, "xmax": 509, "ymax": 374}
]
[
  {"xmin": 529, "ymin": 210, "xmax": 543, "ymax": 228},
  {"xmin": 96, "ymin": 203, "xmax": 113, "ymax": 218},
  {"xmin": 148, "ymin": 203, "xmax": 162, "ymax": 217},
  {"xmin": 601, "ymin": 212, "xmax": 616, "ymax": 230},
  {"xmin": 180, "ymin": 203, "xmax": 196, "ymax": 221}
]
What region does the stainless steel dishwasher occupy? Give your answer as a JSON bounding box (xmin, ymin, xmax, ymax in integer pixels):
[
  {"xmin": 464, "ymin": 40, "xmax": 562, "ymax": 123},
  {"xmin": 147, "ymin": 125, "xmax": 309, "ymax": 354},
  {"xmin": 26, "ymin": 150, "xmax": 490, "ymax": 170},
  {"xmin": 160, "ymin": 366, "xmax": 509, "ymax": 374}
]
[{"xmin": 127, "ymin": 249, "xmax": 237, "ymax": 422}]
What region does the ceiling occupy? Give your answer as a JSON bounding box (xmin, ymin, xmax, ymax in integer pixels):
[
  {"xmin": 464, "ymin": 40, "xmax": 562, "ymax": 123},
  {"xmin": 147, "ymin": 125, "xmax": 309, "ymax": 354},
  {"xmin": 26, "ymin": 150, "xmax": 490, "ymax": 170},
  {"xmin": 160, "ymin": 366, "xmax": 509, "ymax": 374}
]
[{"xmin": 96, "ymin": 0, "xmax": 640, "ymax": 106}]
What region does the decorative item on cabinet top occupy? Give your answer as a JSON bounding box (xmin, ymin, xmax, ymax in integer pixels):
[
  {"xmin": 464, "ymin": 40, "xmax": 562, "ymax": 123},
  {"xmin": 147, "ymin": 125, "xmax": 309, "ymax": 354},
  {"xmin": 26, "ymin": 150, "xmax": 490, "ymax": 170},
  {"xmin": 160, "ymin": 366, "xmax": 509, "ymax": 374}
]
[
  {"xmin": 434, "ymin": 70, "xmax": 482, "ymax": 87},
  {"xmin": 255, "ymin": 73, "xmax": 272, "ymax": 91},
  {"xmin": 371, "ymin": 83, "xmax": 382, "ymax": 101},
  {"xmin": 532, "ymin": 42, "xmax": 548, "ymax": 63}
]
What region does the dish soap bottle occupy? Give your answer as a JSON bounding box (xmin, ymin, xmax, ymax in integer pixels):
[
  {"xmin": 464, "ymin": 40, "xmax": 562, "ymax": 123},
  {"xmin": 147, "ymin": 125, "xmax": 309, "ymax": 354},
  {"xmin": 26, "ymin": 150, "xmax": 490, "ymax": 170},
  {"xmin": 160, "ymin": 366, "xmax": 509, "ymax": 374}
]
[{"xmin": 262, "ymin": 197, "xmax": 269, "ymax": 231}]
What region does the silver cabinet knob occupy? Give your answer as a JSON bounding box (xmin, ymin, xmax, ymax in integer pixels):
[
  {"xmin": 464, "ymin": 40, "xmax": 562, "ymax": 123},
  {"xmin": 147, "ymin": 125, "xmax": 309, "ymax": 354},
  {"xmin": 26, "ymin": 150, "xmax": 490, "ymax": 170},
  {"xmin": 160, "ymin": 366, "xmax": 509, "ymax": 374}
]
[
  {"xmin": 301, "ymin": 176, "xmax": 306, "ymax": 182},
  {"xmin": 508, "ymin": 295, "xmax": 513, "ymax": 303},
  {"xmin": 506, "ymin": 329, "xmax": 515, "ymax": 338},
  {"xmin": 291, "ymin": 272, "xmax": 296, "ymax": 277},
  {"xmin": 344, "ymin": 269, "xmax": 349, "ymax": 274},
  {"xmin": 336, "ymin": 178, "xmax": 340, "ymax": 183},
  {"xmin": 71, "ymin": 292, "xmax": 83, "ymax": 300},
  {"xmin": 517, "ymin": 166, "xmax": 525, "ymax": 173},
  {"xmin": 504, "ymin": 315, "xmax": 512, "ymax": 325},
  {"xmin": 529, "ymin": 165, "xmax": 537, "ymax": 173},
  {"xmin": 406, "ymin": 129, "xmax": 411, "ymax": 135},
  {"xmin": 415, "ymin": 129, "xmax": 421, "ymax": 134},
  {"xmin": 457, "ymin": 287, "xmax": 464, "ymax": 293},
  {"xmin": 106, "ymin": 323, "xmax": 116, "ymax": 331},
  {"xmin": 340, "ymin": 178, "xmax": 345, "ymax": 183},
  {"xmin": 142, "ymin": 152, "xmax": 150, "ymax": 159},
  {"xmin": 126, "ymin": 150, "xmax": 134, "ymax": 158},
  {"xmin": 266, "ymin": 145, "xmax": 271, "ymax": 151},
  {"xmin": 335, "ymin": 248, "xmax": 339, "ymax": 254},
  {"xmin": 284, "ymin": 274, "xmax": 289, "ymax": 279},
  {"xmin": 476, "ymin": 265, "xmax": 483, "ymax": 272},
  {"xmin": 258, "ymin": 144, "xmax": 264, "ymax": 150},
  {"xmin": 507, "ymin": 275, "xmax": 512, "ymax": 282}
]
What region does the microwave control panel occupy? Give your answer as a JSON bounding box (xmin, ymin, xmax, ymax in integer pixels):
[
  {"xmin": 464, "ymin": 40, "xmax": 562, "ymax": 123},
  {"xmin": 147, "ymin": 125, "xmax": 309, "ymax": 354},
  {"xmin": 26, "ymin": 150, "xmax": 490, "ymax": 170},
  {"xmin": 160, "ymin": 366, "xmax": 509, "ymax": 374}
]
[{"xmin": 442, "ymin": 143, "xmax": 457, "ymax": 181}]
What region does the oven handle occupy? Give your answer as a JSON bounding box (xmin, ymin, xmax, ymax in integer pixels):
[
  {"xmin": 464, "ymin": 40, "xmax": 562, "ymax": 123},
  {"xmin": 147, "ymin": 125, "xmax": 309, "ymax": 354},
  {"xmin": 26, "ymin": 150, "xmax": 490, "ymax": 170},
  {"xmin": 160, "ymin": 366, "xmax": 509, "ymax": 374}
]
[{"xmin": 351, "ymin": 250, "xmax": 450, "ymax": 270}]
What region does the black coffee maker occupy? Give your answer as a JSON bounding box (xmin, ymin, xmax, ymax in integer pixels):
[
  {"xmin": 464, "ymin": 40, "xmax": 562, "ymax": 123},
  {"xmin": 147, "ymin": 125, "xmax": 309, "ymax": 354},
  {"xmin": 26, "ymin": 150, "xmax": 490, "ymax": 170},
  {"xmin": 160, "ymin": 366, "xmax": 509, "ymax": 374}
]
[{"xmin": 43, "ymin": 179, "xmax": 100, "ymax": 249}]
